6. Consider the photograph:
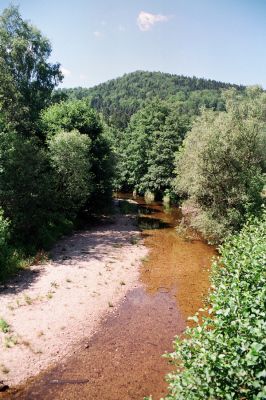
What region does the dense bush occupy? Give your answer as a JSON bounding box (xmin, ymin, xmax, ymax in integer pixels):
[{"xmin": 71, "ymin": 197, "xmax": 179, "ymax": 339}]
[
  {"xmin": 0, "ymin": 131, "xmax": 56, "ymax": 247},
  {"xmin": 0, "ymin": 209, "xmax": 22, "ymax": 281},
  {"xmin": 0, "ymin": 209, "xmax": 11, "ymax": 270},
  {"xmin": 174, "ymin": 88, "xmax": 266, "ymax": 242},
  {"xmin": 164, "ymin": 210, "xmax": 266, "ymax": 400}
]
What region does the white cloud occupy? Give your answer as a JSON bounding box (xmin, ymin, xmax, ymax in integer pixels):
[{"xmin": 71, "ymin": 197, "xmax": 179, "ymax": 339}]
[
  {"xmin": 60, "ymin": 67, "xmax": 71, "ymax": 77},
  {"xmin": 93, "ymin": 31, "xmax": 104, "ymax": 38},
  {"xmin": 137, "ymin": 11, "xmax": 170, "ymax": 31}
]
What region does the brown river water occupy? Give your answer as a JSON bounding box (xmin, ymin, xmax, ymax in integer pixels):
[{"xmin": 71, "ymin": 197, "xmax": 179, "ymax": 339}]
[{"xmin": 4, "ymin": 196, "xmax": 216, "ymax": 400}]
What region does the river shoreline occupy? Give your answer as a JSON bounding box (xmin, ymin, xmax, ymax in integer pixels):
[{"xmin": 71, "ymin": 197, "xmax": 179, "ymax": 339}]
[
  {"xmin": 0, "ymin": 210, "xmax": 148, "ymax": 389},
  {"xmin": 0, "ymin": 197, "xmax": 216, "ymax": 399}
]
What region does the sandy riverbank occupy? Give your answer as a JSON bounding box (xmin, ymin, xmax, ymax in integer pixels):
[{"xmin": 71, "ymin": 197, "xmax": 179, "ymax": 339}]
[{"xmin": 0, "ymin": 212, "xmax": 147, "ymax": 387}]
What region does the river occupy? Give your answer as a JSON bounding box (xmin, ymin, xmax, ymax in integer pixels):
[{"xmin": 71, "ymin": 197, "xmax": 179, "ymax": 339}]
[{"xmin": 7, "ymin": 195, "xmax": 216, "ymax": 400}]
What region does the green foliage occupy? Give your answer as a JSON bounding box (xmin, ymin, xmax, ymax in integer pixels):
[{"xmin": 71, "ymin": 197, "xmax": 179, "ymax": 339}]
[
  {"xmin": 37, "ymin": 214, "xmax": 73, "ymax": 250},
  {"xmin": 0, "ymin": 318, "xmax": 10, "ymax": 333},
  {"xmin": 0, "ymin": 131, "xmax": 55, "ymax": 246},
  {"xmin": 48, "ymin": 130, "xmax": 92, "ymax": 215},
  {"xmin": 0, "ymin": 8, "xmax": 114, "ymax": 282},
  {"xmin": 42, "ymin": 99, "xmax": 114, "ymax": 211},
  {"xmin": 0, "ymin": 208, "xmax": 24, "ymax": 280},
  {"xmin": 174, "ymin": 88, "xmax": 266, "ymax": 242},
  {"xmin": 0, "ymin": 6, "xmax": 62, "ymax": 135},
  {"xmin": 58, "ymin": 71, "xmax": 243, "ymax": 129},
  {"xmin": 41, "ymin": 99, "xmax": 102, "ymax": 138},
  {"xmin": 118, "ymin": 99, "xmax": 189, "ymax": 196},
  {"xmin": 0, "ymin": 209, "xmax": 11, "ymax": 272},
  {"xmin": 164, "ymin": 210, "xmax": 266, "ymax": 400}
]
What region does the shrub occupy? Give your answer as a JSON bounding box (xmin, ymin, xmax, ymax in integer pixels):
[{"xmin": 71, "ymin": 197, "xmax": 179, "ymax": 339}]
[
  {"xmin": 174, "ymin": 87, "xmax": 266, "ymax": 242},
  {"xmin": 164, "ymin": 209, "xmax": 266, "ymax": 400},
  {"xmin": 0, "ymin": 131, "xmax": 55, "ymax": 246},
  {"xmin": 0, "ymin": 209, "xmax": 10, "ymax": 270},
  {"xmin": 0, "ymin": 209, "xmax": 22, "ymax": 281}
]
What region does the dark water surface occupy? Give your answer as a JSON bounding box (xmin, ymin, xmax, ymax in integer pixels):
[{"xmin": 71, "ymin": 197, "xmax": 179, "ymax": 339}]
[{"xmin": 5, "ymin": 196, "xmax": 216, "ymax": 400}]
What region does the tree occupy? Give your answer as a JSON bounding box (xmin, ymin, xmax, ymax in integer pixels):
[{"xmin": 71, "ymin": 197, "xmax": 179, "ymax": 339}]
[
  {"xmin": 118, "ymin": 99, "xmax": 189, "ymax": 197},
  {"xmin": 174, "ymin": 87, "xmax": 266, "ymax": 242},
  {"xmin": 48, "ymin": 130, "xmax": 92, "ymax": 215},
  {"xmin": 141, "ymin": 105, "xmax": 189, "ymax": 195},
  {"xmin": 41, "ymin": 99, "xmax": 102, "ymax": 138},
  {"xmin": 58, "ymin": 71, "xmax": 243, "ymax": 130},
  {"xmin": 42, "ymin": 100, "xmax": 114, "ymax": 210},
  {"xmin": 0, "ymin": 6, "xmax": 62, "ymax": 135}
]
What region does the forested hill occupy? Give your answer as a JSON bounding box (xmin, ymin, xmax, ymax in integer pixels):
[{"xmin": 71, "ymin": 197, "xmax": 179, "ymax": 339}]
[{"xmin": 56, "ymin": 71, "xmax": 245, "ymax": 128}]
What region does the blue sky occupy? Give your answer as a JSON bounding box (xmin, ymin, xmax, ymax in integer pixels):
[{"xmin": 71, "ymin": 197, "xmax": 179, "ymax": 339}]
[{"xmin": 0, "ymin": 0, "xmax": 265, "ymax": 88}]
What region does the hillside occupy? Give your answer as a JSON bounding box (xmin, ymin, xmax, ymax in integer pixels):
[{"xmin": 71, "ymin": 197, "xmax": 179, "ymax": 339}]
[{"xmin": 56, "ymin": 71, "xmax": 244, "ymax": 128}]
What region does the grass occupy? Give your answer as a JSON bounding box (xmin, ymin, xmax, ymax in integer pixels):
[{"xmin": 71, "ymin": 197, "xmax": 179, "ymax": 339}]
[
  {"xmin": 0, "ymin": 318, "xmax": 10, "ymax": 333},
  {"xmin": 24, "ymin": 294, "xmax": 33, "ymax": 305},
  {"xmin": 46, "ymin": 291, "xmax": 53, "ymax": 299},
  {"xmin": 32, "ymin": 250, "xmax": 49, "ymax": 265},
  {"xmin": 4, "ymin": 335, "xmax": 18, "ymax": 348}
]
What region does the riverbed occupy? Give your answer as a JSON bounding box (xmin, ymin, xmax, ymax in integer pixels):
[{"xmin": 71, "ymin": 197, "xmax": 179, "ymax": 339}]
[{"xmin": 1, "ymin": 196, "xmax": 215, "ymax": 399}]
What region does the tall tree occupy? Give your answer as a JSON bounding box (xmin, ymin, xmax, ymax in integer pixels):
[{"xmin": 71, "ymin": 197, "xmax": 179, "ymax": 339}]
[
  {"xmin": 41, "ymin": 100, "xmax": 114, "ymax": 210},
  {"xmin": 118, "ymin": 99, "xmax": 189, "ymax": 196},
  {"xmin": 0, "ymin": 6, "xmax": 62, "ymax": 135}
]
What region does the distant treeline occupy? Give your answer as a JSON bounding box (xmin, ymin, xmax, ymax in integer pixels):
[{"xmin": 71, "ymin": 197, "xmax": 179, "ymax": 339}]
[{"xmin": 56, "ymin": 71, "xmax": 245, "ymax": 128}]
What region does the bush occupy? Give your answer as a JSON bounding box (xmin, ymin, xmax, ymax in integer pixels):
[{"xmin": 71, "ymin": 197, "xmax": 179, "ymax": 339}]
[
  {"xmin": 37, "ymin": 214, "xmax": 73, "ymax": 250},
  {"xmin": 174, "ymin": 87, "xmax": 266, "ymax": 242},
  {"xmin": 0, "ymin": 208, "xmax": 10, "ymax": 268},
  {"xmin": 164, "ymin": 209, "xmax": 266, "ymax": 400},
  {"xmin": 0, "ymin": 131, "xmax": 55, "ymax": 246},
  {"xmin": 0, "ymin": 209, "xmax": 21, "ymax": 281}
]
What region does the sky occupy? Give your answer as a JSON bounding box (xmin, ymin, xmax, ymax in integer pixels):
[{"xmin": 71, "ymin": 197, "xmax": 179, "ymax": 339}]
[{"xmin": 0, "ymin": 0, "xmax": 265, "ymax": 88}]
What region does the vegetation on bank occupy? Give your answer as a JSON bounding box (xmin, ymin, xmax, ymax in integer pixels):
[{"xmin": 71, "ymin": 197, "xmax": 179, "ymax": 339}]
[
  {"xmin": 0, "ymin": 5, "xmax": 265, "ymax": 399},
  {"xmin": 0, "ymin": 6, "xmax": 113, "ymax": 280},
  {"xmin": 162, "ymin": 210, "xmax": 266, "ymax": 400},
  {"xmin": 174, "ymin": 87, "xmax": 266, "ymax": 242},
  {"xmin": 0, "ymin": 7, "xmax": 265, "ymax": 273}
]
